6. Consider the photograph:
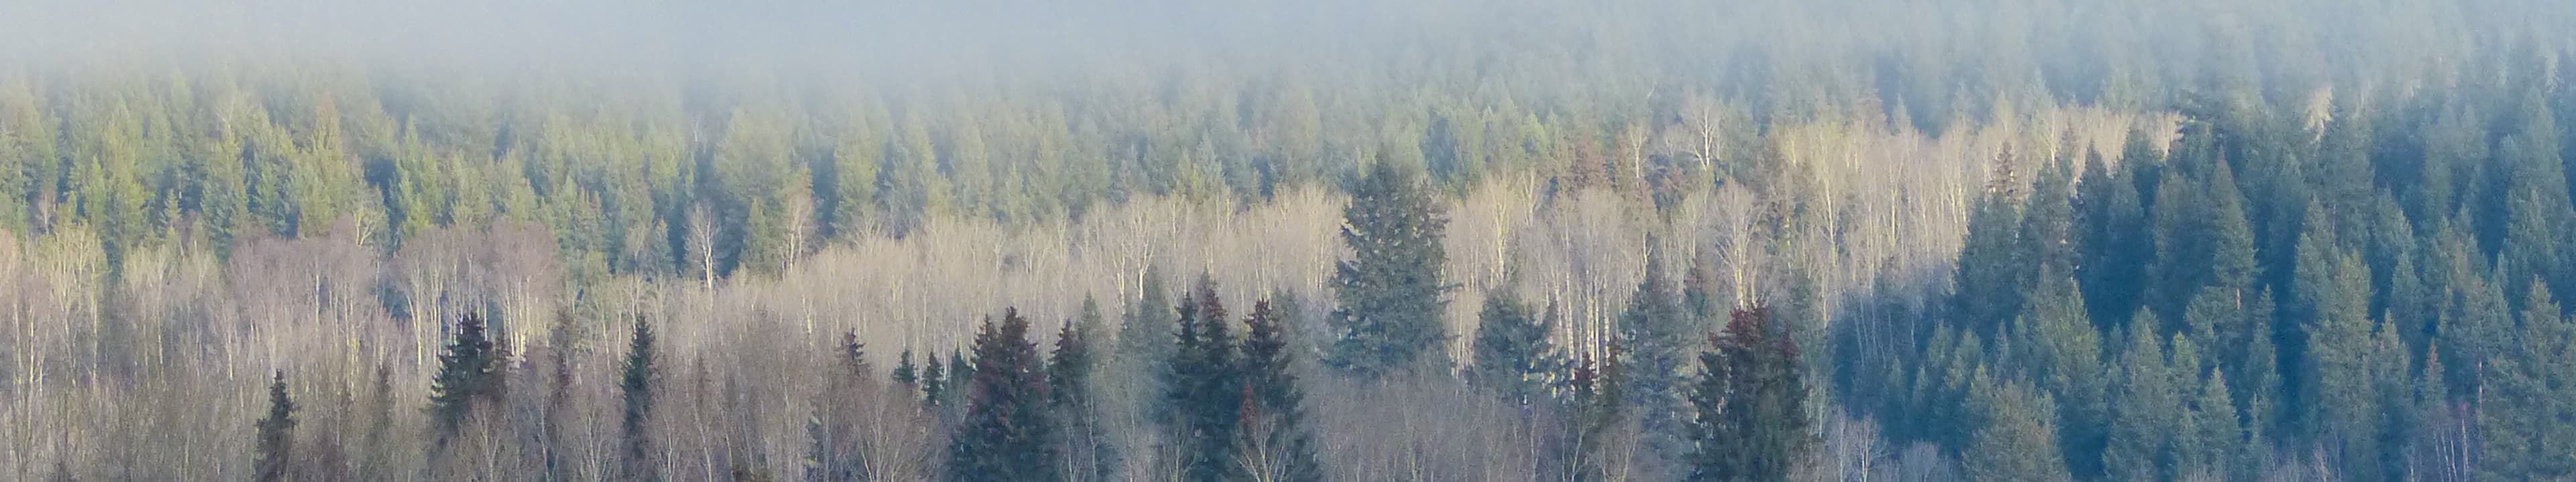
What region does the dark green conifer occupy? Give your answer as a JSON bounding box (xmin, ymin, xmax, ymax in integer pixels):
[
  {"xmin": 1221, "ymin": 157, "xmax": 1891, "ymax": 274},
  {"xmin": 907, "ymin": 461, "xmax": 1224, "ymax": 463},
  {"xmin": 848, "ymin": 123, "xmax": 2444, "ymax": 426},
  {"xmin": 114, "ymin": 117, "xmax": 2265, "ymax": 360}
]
[
  {"xmin": 429, "ymin": 312, "xmax": 506, "ymax": 437},
  {"xmin": 1682, "ymin": 307, "xmax": 1811, "ymax": 482},
  {"xmin": 1238, "ymin": 299, "xmax": 1322, "ymax": 482},
  {"xmin": 946, "ymin": 309, "xmax": 1057, "ymax": 482},
  {"xmin": 254, "ymin": 371, "xmax": 295, "ymax": 482},
  {"xmin": 1324, "ymin": 160, "xmax": 1451, "ymax": 379},
  {"xmin": 1469, "ymin": 291, "xmax": 1562, "ymax": 405},
  {"xmin": 620, "ymin": 318, "xmax": 660, "ymax": 482}
]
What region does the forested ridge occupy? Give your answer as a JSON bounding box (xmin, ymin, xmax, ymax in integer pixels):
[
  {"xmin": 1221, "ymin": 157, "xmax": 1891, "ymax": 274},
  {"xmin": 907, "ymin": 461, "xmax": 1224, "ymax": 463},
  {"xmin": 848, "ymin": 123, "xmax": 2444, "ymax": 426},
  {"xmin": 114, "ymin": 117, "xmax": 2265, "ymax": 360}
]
[{"xmin": 9, "ymin": 0, "xmax": 2576, "ymax": 480}]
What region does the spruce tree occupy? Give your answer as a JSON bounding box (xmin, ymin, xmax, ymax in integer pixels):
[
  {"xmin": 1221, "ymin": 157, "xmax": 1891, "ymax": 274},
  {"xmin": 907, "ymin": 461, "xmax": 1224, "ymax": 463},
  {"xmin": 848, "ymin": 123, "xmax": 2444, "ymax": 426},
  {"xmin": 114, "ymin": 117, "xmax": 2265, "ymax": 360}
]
[
  {"xmin": 2479, "ymin": 281, "xmax": 2576, "ymax": 480},
  {"xmin": 1966, "ymin": 374, "xmax": 2074, "ymax": 482},
  {"xmin": 2104, "ymin": 310, "xmax": 2178, "ymax": 482},
  {"xmin": 2078, "ymin": 139, "xmax": 2151, "ymax": 324},
  {"xmin": 1238, "ymin": 299, "xmax": 1323, "ymax": 482},
  {"xmin": 429, "ymin": 312, "xmax": 505, "ymax": 437},
  {"xmin": 1955, "ymin": 148, "xmax": 2027, "ymax": 336},
  {"xmin": 920, "ymin": 350, "xmax": 947, "ymax": 406},
  {"xmin": 1325, "ymin": 160, "xmax": 1451, "ymax": 379},
  {"xmin": 1051, "ymin": 301, "xmax": 1114, "ymax": 482},
  {"xmin": 1469, "ymin": 291, "xmax": 1562, "ymax": 406},
  {"xmin": 949, "ymin": 349, "xmax": 975, "ymax": 405},
  {"xmin": 1618, "ymin": 245, "xmax": 1693, "ymax": 454},
  {"xmin": 1118, "ymin": 267, "xmax": 1179, "ymax": 376},
  {"xmin": 1682, "ymin": 307, "xmax": 1812, "ymax": 482},
  {"xmin": 946, "ymin": 309, "xmax": 1057, "ymax": 482},
  {"xmin": 894, "ymin": 348, "xmax": 919, "ymax": 388},
  {"xmin": 621, "ymin": 318, "xmax": 660, "ymax": 482},
  {"xmin": 254, "ymin": 371, "xmax": 295, "ymax": 482},
  {"xmin": 1161, "ymin": 275, "xmax": 1242, "ymax": 482},
  {"xmin": 808, "ymin": 330, "xmax": 874, "ymax": 482}
]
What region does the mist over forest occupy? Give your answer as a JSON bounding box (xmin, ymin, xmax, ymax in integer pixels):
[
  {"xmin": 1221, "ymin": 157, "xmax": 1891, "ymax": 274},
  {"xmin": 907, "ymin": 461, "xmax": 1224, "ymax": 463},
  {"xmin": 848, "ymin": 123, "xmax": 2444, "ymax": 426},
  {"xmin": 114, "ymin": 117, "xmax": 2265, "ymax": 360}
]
[{"xmin": 5, "ymin": 0, "xmax": 2576, "ymax": 481}]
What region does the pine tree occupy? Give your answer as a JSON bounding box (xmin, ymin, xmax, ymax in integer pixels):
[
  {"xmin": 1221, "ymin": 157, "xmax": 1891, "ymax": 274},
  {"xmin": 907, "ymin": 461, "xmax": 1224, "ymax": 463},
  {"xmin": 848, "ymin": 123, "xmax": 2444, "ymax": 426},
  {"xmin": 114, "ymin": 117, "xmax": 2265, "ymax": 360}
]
[
  {"xmin": 946, "ymin": 309, "xmax": 1057, "ymax": 481},
  {"xmin": 254, "ymin": 371, "xmax": 295, "ymax": 482},
  {"xmin": 1469, "ymin": 291, "xmax": 1562, "ymax": 406},
  {"xmin": 1238, "ymin": 299, "xmax": 1323, "ymax": 482},
  {"xmin": 1325, "ymin": 160, "xmax": 1451, "ymax": 379},
  {"xmin": 429, "ymin": 312, "xmax": 506, "ymax": 437},
  {"xmin": 621, "ymin": 318, "xmax": 661, "ymax": 482},
  {"xmin": 1682, "ymin": 307, "xmax": 1811, "ymax": 482}
]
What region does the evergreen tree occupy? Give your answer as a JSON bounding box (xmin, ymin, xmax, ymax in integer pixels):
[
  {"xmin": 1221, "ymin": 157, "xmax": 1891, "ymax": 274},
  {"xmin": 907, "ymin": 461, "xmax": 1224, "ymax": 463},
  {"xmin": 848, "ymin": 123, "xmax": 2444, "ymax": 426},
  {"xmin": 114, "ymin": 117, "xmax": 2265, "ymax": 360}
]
[
  {"xmin": 921, "ymin": 349, "xmax": 947, "ymax": 407},
  {"xmin": 2104, "ymin": 314, "xmax": 2179, "ymax": 482},
  {"xmin": 1682, "ymin": 307, "xmax": 1811, "ymax": 482},
  {"xmin": 2298, "ymin": 238, "xmax": 2387, "ymax": 480},
  {"xmin": 946, "ymin": 309, "xmax": 1057, "ymax": 482},
  {"xmin": 949, "ymin": 349, "xmax": 975, "ymax": 405},
  {"xmin": 1955, "ymin": 152, "xmax": 2027, "ymax": 336},
  {"xmin": 1162, "ymin": 275, "xmax": 1243, "ymax": 482},
  {"xmin": 1965, "ymin": 374, "xmax": 2074, "ymax": 482},
  {"xmin": 254, "ymin": 371, "xmax": 295, "ymax": 482},
  {"xmin": 2479, "ymin": 281, "xmax": 2576, "ymax": 480},
  {"xmin": 1617, "ymin": 245, "xmax": 1692, "ymax": 452},
  {"xmin": 894, "ymin": 348, "xmax": 920, "ymax": 389},
  {"xmin": 808, "ymin": 330, "xmax": 875, "ymax": 482},
  {"xmin": 621, "ymin": 318, "xmax": 661, "ymax": 482},
  {"xmin": 2179, "ymin": 367, "xmax": 2246, "ymax": 481},
  {"xmin": 1050, "ymin": 300, "xmax": 1114, "ymax": 482},
  {"xmin": 2015, "ymin": 269, "xmax": 2104, "ymax": 478},
  {"xmin": 1469, "ymin": 291, "xmax": 1562, "ymax": 406},
  {"xmin": 1118, "ymin": 267, "xmax": 1179, "ymax": 375},
  {"xmin": 1239, "ymin": 299, "xmax": 1324, "ymax": 482},
  {"xmin": 429, "ymin": 312, "xmax": 506, "ymax": 437},
  {"xmin": 2079, "ymin": 136, "xmax": 2153, "ymax": 324},
  {"xmin": 1325, "ymin": 160, "xmax": 1451, "ymax": 379}
]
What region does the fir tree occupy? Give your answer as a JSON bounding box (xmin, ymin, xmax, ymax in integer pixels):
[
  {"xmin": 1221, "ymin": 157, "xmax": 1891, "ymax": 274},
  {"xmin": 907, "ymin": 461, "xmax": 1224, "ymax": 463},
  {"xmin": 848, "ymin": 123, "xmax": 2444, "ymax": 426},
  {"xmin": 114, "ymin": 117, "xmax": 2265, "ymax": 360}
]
[
  {"xmin": 254, "ymin": 371, "xmax": 295, "ymax": 482},
  {"xmin": 2104, "ymin": 311, "xmax": 2178, "ymax": 482},
  {"xmin": 1618, "ymin": 244, "xmax": 1693, "ymax": 454},
  {"xmin": 429, "ymin": 312, "xmax": 506, "ymax": 438},
  {"xmin": 1325, "ymin": 160, "xmax": 1451, "ymax": 379},
  {"xmin": 1238, "ymin": 299, "xmax": 1323, "ymax": 482},
  {"xmin": 1162, "ymin": 275, "xmax": 1243, "ymax": 481},
  {"xmin": 1955, "ymin": 148, "xmax": 2027, "ymax": 336},
  {"xmin": 1682, "ymin": 307, "xmax": 1812, "ymax": 482},
  {"xmin": 920, "ymin": 349, "xmax": 947, "ymax": 407},
  {"xmin": 2078, "ymin": 140, "xmax": 2152, "ymax": 324},
  {"xmin": 894, "ymin": 348, "xmax": 919, "ymax": 389},
  {"xmin": 1118, "ymin": 267, "xmax": 1179, "ymax": 377},
  {"xmin": 2479, "ymin": 281, "xmax": 2576, "ymax": 479},
  {"xmin": 621, "ymin": 318, "xmax": 661, "ymax": 482},
  {"xmin": 1965, "ymin": 374, "xmax": 2074, "ymax": 482},
  {"xmin": 808, "ymin": 330, "xmax": 875, "ymax": 482},
  {"xmin": 949, "ymin": 349, "xmax": 975, "ymax": 405},
  {"xmin": 946, "ymin": 309, "xmax": 1057, "ymax": 482},
  {"xmin": 1469, "ymin": 291, "xmax": 1562, "ymax": 406},
  {"xmin": 1051, "ymin": 300, "xmax": 1114, "ymax": 482}
]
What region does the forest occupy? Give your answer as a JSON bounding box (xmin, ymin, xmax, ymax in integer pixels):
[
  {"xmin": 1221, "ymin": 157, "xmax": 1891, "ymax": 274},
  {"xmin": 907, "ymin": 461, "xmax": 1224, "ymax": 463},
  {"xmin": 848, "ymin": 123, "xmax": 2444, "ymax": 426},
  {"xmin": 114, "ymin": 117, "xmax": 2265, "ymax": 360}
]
[{"xmin": 7, "ymin": 0, "xmax": 2576, "ymax": 480}]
